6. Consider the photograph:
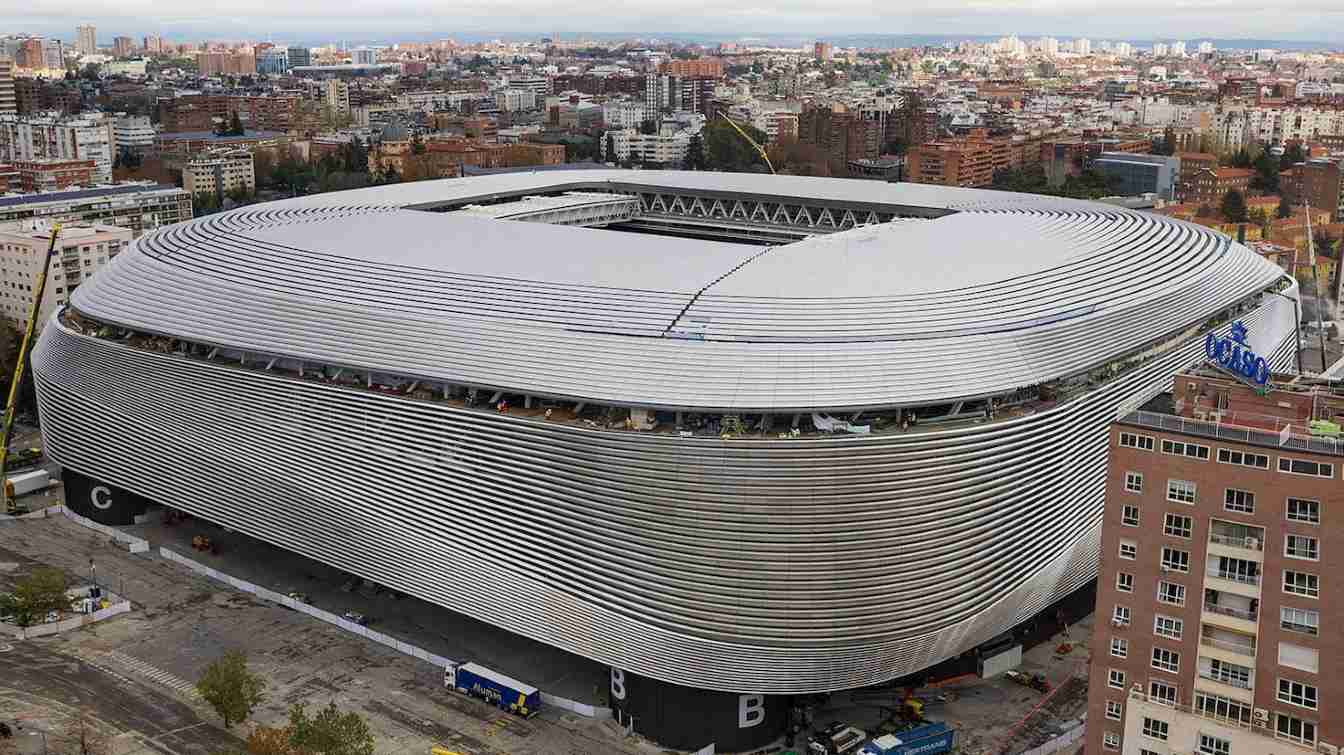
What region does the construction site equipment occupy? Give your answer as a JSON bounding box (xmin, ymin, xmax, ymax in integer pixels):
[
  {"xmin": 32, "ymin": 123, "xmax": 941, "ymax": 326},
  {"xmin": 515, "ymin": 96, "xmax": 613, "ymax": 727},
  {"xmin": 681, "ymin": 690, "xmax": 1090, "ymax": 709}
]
[
  {"xmin": 191, "ymin": 535, "xmax": 216, "ymax": 553},
  {"xmin": 0, "ymin": 223, "xmax": 60, "ymax": 515},
  {"xmin": 719, "ymin": 113, "xmax": 775, "ymax": 174},
  {"xmin": 1004, "ymin": 670, "xmax": 1051, "ymax": 693},
  {"xmin": 4, "ymin": 469, "xmax": 49, "ymax": 499}
]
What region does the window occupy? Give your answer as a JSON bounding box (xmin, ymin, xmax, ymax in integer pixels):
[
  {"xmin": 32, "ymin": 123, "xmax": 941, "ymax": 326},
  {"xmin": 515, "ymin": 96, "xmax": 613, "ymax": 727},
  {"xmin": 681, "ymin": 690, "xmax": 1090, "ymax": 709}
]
[
  {"xmin": 1152, "ymin": 646, "xmax": 1180, "ymax": 673},
  {"xmin": 1103, "ymin": 732, "xmax": 1121, "ymax": 750},
  {"xmin": 1149, "ymin": 680, "xmax": 1177, "ymax": 706},
  {"xmin": 1278, "ymin": 456, "xmax": 1332, "ymax": 478},
  {"xmin": 1154, "ymin": 614, "xmax": 1183, "ymax": 640},
  {"xmin": 1219, "ymin": 448, "xmax": 1269, "ymax": 468},
  {"xmin": 1125, "ymin": 472, "xmax": 1143, "ymax": 493},
  {"xmin": 1196, "ymin": 692, "xmax": 1251, "ymax": 725},
  {"xmin": 1204, "ymin": 658, "xmax": 1251, "ymax": 688},
  {"xmin": 1122, "ymin": 504, "xmax": 1140, "ymax": 526},
  {"xmin": 1164, "ymin": 513, "xmax": 1192, "ymax": 538},
  {"xmin": 1198, "ymin": 733, "xmax": 1231, "ymax": 755},
  {"xmin": 1279, "ymin": 643, "xmax": 1319, "ymax": 674},
  {"xmin": 1111, "ymin": 637, "xmax": 1128, "ymax": 658},
  {"xmin": 1157, "ymin": 581, "xmax": 1185, "ymax": 606},
  {"xmin": 1119, "ymin": 540, "xmax": 1137, "ymax": 560},
  {"xmin": 1285, "ymin": 534, "xmax": 1319, "ymax": 561},
  {"xmin": 1223, "ymin": 488, "xmax": 1255, "ymax": 514},
  {"xmin": 1278, "ymin": 679, "xmax": 1319, "ymax": 710},
  {"xmin": 1112, "ymin": 605, "xmax": 1131, "ymax": 626},
  {"xmin": 1167, "ymin": 479, "xmax": 1196, "ymax": 504},
  {"xmin": 1284, "ymin": 571, "xmax": 1319, "ymax": 598},
  {"xmin": 1287, "ymin": 498, "xmax": 1320, "ymax": 524},
  {"xmin": 1162, "ymin": 439, "xmax": 1210, "ymax": 459},
  {"xmin": 1275, "ymin": 713, "xmax": 1317, "ymax": 746},
  {"xmin": 1116, "ymin": 572, "xmax": 1134, "ymax": 593},
  {"xmin": 1141, "ymin": 717, "xmax": 1170, "ymax": 741},
  {"xmin": 1280, "ymin": 607, "xmax": 1319, "ymax": 635},
  {"xmin": 1161, "ymin": 547, "xmax": 1190, "ymax": 572},
  {"xmin": 1108, "ymin": 668, "xmax": 1127, "ymax": 689},
  {"xmin": 1121, "ymin": 432, "xmax": 1155, "ymax": 450},
  {"xmin": 1105, "ymin": 700, "xmax": 1122, "ymax": 721}
]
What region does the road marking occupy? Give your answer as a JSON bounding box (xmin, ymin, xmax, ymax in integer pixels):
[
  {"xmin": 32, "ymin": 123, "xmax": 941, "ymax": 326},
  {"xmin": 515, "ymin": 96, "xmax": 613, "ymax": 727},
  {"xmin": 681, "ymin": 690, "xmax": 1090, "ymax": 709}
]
[{"xmin": 91, "ymin": 650, "xmax": 200, "ymax": 699}]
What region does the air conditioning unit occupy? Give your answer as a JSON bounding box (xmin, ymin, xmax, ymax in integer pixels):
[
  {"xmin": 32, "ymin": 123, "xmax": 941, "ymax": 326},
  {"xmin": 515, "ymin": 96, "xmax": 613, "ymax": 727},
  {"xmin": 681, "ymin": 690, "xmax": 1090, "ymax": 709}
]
[
  {"xmin": 1246, "ymin": 537, "xmax": 1260, "ymax": 550},
  {"xmin": 1253, "ymin": 708, "xmax": 1270, "ymax": 727},
  {"xmin": 1318, "ymin": 742, "xmax": 1338, "ymax": 755}
]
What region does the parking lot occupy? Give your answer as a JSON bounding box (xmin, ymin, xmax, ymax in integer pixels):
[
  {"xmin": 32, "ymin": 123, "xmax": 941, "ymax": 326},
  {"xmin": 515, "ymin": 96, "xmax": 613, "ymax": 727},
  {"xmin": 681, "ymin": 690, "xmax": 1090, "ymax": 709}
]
[{"xmin": 0, "ymin": 514, "xmax": 651, "ymax": 755}]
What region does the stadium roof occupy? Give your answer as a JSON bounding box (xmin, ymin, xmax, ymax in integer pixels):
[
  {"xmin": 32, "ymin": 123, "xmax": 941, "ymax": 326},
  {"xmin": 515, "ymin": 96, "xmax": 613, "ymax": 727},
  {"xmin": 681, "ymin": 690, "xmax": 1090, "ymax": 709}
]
[{"xmin": 69, "ymin": 170, "xmax": 1287, "ymax": 411}]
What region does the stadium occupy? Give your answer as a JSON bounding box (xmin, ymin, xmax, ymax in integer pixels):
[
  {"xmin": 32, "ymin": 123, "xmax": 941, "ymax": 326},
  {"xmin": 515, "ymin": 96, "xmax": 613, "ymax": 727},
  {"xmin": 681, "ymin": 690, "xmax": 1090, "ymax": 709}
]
[{"xmin": 33, "ymin": 170, "xmax": 1297, "ymax": 749}]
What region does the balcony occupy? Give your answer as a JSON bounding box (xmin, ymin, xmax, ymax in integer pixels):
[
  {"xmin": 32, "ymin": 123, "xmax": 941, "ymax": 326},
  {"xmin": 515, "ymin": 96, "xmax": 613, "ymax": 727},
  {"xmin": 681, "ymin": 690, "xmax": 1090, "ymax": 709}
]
[
  {"xmin": 1209, "ymin": 533, "xmax": 1263, "ymax": 551},
  {"xmin": 1207, "ymin": 568, "xmax": 1259, "ymax": 585},
  {"xmin": 1203, "ymin": 601, "xmax": 1256, "ymax": 621},
  {"xmin": 1198, "ymin": 668, "xmax": 1252, "ymax": 690}
]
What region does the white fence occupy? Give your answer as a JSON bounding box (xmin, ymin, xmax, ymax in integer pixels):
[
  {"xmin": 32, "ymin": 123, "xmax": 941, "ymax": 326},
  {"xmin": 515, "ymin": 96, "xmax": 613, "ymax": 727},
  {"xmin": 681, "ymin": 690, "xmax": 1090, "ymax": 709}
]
[
  {"xmin": 1015, "ymin": 721, "xmax": 1086, "ymax": 755},
  {"xmin": 25, "ymin": 505, "xmax": 151, "ymax": 553},
  {"xmin": 159, "ymin": 547, "xmax": 611, "ymax": 719},
  {"xmin": 0, "ymin": 600, "xmax": 131, "ymax": 639}
]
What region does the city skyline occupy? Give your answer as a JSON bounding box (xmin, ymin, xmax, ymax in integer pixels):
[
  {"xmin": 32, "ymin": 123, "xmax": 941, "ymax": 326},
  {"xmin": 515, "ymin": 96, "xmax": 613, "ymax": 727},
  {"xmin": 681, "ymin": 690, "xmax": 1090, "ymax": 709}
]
[{"xmin": 10, "ymin": 2, "xmax": 1344, "ymax": 47}]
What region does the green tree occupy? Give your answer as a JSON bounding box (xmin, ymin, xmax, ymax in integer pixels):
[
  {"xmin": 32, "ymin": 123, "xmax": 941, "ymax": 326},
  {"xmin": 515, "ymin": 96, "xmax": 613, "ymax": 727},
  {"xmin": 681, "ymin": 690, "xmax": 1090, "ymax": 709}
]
[
  {"xmin": 1277, "ymin": 194, "xmax": 1294, "ymax": 219},
  {"xmin": 286, "ymin": 703, "xmax": 374, "ymax": 755},
  {"xmin": 1250, "ymin": 149, "xmax": 1280, "ymax": 194},
  {"xmin": 1220, "ymin": 189, "xmax": 1249, "ymax": 223},
  {"xmin": 0, "ymin": 567, "xmax": 72, "ymax": 627},
  {"xmin": 682, "ymin": 134, "xmax": 704, "ymax": 170},
  {"xmin": 1282, "ymin": 142, "xmax": 1306, "ymax": 166},
  {"xmin": 410, "ymin": 134, "xmax": 425, "ymax": 155},
  {"xmin": 605, "ymin": 134, "xmax": 616, "ymax": 163},
  {"xmin": 196, "ymin": 651, "xmax": 265, "ymax": 728},
  {"xmin": 229, "ymin": 111, "xmax": 245, "ymax": 136},
  {"xmin": 701, "ymin": 119, "xmax": 769, "ymax": 173}
]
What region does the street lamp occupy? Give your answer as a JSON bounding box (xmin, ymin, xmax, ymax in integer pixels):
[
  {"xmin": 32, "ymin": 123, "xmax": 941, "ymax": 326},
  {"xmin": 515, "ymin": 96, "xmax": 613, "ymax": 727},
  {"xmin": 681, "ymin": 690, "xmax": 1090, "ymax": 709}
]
[{"xmin": 89, "ymin": 559, "xmax": 97, "ymax": 594}]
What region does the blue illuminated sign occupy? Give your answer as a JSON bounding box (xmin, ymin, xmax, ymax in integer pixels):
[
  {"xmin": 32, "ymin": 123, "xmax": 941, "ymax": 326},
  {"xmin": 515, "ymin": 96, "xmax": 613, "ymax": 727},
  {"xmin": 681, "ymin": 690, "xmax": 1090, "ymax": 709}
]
[{"xmin": 1204, "ymin": 321, "xmax": 1269, "ymax": 385}]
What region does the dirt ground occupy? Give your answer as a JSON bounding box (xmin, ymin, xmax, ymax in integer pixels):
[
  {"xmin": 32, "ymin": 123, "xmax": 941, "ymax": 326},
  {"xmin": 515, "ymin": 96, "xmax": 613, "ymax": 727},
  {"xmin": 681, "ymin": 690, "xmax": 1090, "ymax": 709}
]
[{"xmin": 0, "ymin": 515, "xmax": 657, "ymax": 755}]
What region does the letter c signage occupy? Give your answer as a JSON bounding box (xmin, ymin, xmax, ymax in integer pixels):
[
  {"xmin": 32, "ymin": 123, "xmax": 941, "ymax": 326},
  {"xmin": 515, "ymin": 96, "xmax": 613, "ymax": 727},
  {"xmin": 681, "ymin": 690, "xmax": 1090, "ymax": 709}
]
[{"xmin": 90, "ymin": 485, "xmax": 113, "ymax": 511}]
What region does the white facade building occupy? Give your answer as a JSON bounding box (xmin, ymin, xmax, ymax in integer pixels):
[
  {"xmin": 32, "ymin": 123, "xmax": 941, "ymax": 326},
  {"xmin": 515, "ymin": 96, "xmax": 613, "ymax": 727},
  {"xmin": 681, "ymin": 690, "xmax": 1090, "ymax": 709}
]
[
  {"xmin": 0, "ymin": 220, "xmax": 129, "ymax": 328},
  {"xmin": 351, "ymin": 47, "xmax": 377, "ymax": 65},
  {"xmin": 325, "ymin": 79, "xmax": 350, "ymax": 116},
  {"xmin": 0, "ymin": 113, "xmax": 115, "ymax": 184},
  {"xmin": 494, "ymin": 88, "xmax": 537, "ymax": 112},
  {"xmin": 602, "ymin": 100, "xmax": 646, "ymax": 130},
  {"xmin": 1152, "ymin": 42, "xmax": 1169, "ymax": 57},
  {"xmin": 1075, "ymin": 38, "xmax": 1092, "ymax": 56},
  {"xmin": 602, "ymin": 127, "xmax": 692, "ymax": 165},
  {"xmin": 113, "ymin": 114, "xmax": 155, "ymax": 152}
]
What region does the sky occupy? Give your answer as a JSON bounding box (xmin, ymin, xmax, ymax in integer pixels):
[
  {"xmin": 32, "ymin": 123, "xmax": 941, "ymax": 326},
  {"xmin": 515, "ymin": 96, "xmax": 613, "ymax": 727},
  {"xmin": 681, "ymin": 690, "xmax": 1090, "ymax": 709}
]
[{"xmin": 7, "ymin": 1, "xmax": 1344, "ymax": 47}]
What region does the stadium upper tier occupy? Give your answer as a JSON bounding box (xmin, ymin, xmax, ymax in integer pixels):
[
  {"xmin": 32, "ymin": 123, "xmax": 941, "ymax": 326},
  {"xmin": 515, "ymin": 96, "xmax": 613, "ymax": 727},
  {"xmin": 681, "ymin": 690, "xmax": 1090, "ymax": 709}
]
[{"xmin": 66, "ymin": 171, "xmax": 1285, "ymax": 412}]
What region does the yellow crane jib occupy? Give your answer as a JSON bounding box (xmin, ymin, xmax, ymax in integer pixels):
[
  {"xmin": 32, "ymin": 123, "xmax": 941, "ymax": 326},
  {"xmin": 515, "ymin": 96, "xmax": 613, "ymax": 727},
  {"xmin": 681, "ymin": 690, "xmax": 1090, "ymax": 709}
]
[
  {"xmin": 719, "ymin": 113, "xmax": 775, "ymax": 175},
  {"xmin": 1, "ymin": 223, "xmax": 60, "ymax": 514}
]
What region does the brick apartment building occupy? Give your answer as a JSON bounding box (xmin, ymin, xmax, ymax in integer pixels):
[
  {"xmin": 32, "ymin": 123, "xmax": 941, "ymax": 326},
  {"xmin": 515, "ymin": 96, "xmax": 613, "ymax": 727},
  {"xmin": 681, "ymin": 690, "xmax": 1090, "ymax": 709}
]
[
  {"xmin": 659, "ymin": 58, "xmax": 724, "ymax": 79},
  {"xmin": 13, "ymin": 158, "xmax": 95, "ymax": 192},
  {"xmin": 1281, "ymin": 158, "xmax": 1344, "ymax": 222},
  {"xmin": 798, "ymin": 103, "xmax": 881, "ymax": 168},
  {"xmin": 1177, "ymin": 153, "xmax": 1221, "ymax": 202},
  {"xmin": 1184, "ymin": 167, "xmax": 1256, "ymax": 208},
  {"xmin": 905, "ymin": 140, "xmax": 997, "ymax": 187},
  {"xmin": 1087, "ymin": 367, "xmax": 1341, "ymax": 755},
  {"xmin": 158, "ymin": 94, "xmax": 308, "ymax": 133}
]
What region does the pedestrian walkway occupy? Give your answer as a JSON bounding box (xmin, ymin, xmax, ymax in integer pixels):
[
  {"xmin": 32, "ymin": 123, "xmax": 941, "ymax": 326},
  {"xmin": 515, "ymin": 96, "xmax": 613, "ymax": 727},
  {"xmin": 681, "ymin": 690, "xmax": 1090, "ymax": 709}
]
[{"xmin": 85, "ymin": 649, "xmax": 200, "ymax": 700}]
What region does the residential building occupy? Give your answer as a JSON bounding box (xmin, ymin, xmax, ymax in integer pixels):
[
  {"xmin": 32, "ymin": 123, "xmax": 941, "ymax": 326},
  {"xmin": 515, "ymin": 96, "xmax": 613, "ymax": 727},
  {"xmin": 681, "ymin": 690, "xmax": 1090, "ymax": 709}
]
[
  {"xmin": 76, "ymin": 24, "xmax": 96, "ymax": 55},
  {"xmin": 905, "ymin": 140, "xmax": 996, "ymax": 187},
  {"xmin": 494, "ymin": 89, "xmax": 537, "ymax": 112},
  {"xmin": 194, "ymin": 52, "xmax": 256, "ymax": 77},
  {"xmin": 0, "ymin": 184, "xmax": 191, "ymax": 236},
  {"xmin": 0, "ymin": 220, "xmax": 130, "ymax": 329},
  {"xmin": 602, "ymin": 100, "xmax": 646, "ymax": 130},
  {"xmin": 182, "ymin": 149, "xmax": 255, "ymax": 197},
  {"xmin": 158, "ymin": 94, "xmax": 306, "ymax": 133},
  {"xmin": 660, "ymin": 58, "xmax": 724, "ymax": 79},
  {"xmin": 351, "ymin": 47, "xmax": 377, "ymax": 65},
  {"xmin": 1186, "ymin": 167, "xmax": 1255, "ymax": 208},
  {"xmin": 14, "ymin": 158, "xmax": 94, "ymax": 192},
  {"xmin": 1177, "ymin": 152, "xmax": 1220, "ymax": 202},
  {"xmin": 142, "ymin": 35, "xmax": 164, "ymax": 55},
  {"xmin": 154, "ymin": 130, "xmax": 289, "ymax": 158},
  {"xmin": 1281, "ymin": 158, "xmax": 1344, "ymax": 222},
  {"xmin": 1076, "ymin": 38, "xmax": 1092, "ymax": 56},
  {"xmin": 799, "ymin": 103, "xmax": 880, "ymax": 168},
  {"xmin": 287, "ymin": 46, "xmax": 311, "ymax": 68},
  {"xmin": 0, "ymin": 58, "xmax": 14, "ymax": 116},
  {"xmin": 113, "ymin": 114, "xmax": 156, "ymax": 154},
  {"xmin": 112, "ymin": 36, "xmax": 133, "ymax": 57},
  {"xmin": 0, "ymin": 112, "xmax": 115, "ymax": 184},
  {"xmin": 1087, "ymin": 366, "xmax": 1342, "ymax": 755},
  {"xmin": 814, "ymin": 41, "xmax": 832, "ymax": 61},
  {"xmin": 1095, "ymin": 152, "xmax": 1180, "ymax": 200},
  {"xmin": 324, "ymin": 79, "xmax": 350, "ymax": 116},
  {"xmin": 602, "ymin": 126, "xmax": 692, "ymax": 165}
]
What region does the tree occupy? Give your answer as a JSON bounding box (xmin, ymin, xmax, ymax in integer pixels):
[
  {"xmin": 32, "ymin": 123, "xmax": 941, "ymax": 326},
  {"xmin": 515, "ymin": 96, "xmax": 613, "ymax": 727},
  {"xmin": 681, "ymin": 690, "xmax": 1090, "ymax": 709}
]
[
  {"xmin": 1277, "ymin": 194, "xmax": 1294, "ymax": 219},
  {"xmin": 1250, "ymin": 149, "xmax": 1280, "ymax": 194},
  {"xmin": 1220, "ymin": 188, "xmax": 1249, "ymax": 223},
  {"xmin": 1196, "ymin": 203, "xmax": 1215, "ymax": 218},
  {"xmin": 1282, "ymin": 142, "xmax": 1306, "ymax": 166},
  {"xmin": 196, "ymin": 651, "xmax": 265, "ymax": 729},
  {"xmin": 244, "ymin": 725, "xmax": 296, "ymax": 755},
  {"xmin": 0, "ymin": 567, "xmax": 72, "ymax": 627},
  {"xmin": 701, "ymin": 119, "xmax": 769, "ymax": 173},
  {"xmin": 682, "ymin": 134, "xmax": 704, "ymax": 170},
  {"xmin": 286, "ymin": 703, "xmax": 374, "ymax": 755},
  {"xmin": 639, "ymin": 119, "xmax": 658, "ymax": 136},
  {"xmin": 605, "ymin": 134, "xmax": 616, "ymax": 163}
]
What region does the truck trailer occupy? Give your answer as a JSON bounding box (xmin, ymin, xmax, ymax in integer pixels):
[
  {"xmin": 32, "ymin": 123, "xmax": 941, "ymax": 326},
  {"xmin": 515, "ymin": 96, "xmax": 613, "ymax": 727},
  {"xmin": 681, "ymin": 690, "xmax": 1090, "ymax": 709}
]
[
  {"xmin": 5, "ymin": 469, "xmax": 49, "ymax": 498},
  {"xmin": 860, "ymin": 723, "xmax": 957, "ymax": 755},
  {"xmin": 444, "ymin": 662, "xmax": 541, "ymax": 718}
]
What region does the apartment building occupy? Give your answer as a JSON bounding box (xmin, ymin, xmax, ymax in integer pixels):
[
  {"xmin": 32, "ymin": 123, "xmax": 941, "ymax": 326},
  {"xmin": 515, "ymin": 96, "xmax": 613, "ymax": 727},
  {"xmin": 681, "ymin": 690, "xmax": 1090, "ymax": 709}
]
[
  {"xmin": 1281, "ymin": 158, "xmax": 1344, "ymax": 222},
  {"xmin": 182, "ymin": 149, "xmax": 255, "ymax": 197},
  {"xmin": 14, "ymin": 158, "xmax": 95, "ymax": 192},
  {"xmin": 660, "ymin": 58, "xmax": 724, "ymax": 79},
  {"xmin": 1185, "ymin": 167, "xmax": 1255, "ymax": 207},
  {"xmin": 0, "ymin": 183, "xmax": 191, "ymax": 236},
  {"xmin": 1177, "ymin": 153, "xmax": 1220, "ymax": 202},
  {"xmin": 0, "ymin": 112, "xmax": 115, "ymax": 184},
  {"xmin": 1087, "ymin": 367, "xmax": 1341, "ymax": 755},
  {"xmin": 0, "ymin": 220, "xmax": 129, "ymax": 329},
  {"xmin": 324, "ymin": 79, "xmax": 350, "ymax": 116},
  {"xmin": 905, "ymin": 140, "xmax": 996, "ymax": 187},
  {"xmin": 0, "ymin": 58, "xmax": 14, "ymax": 116}
]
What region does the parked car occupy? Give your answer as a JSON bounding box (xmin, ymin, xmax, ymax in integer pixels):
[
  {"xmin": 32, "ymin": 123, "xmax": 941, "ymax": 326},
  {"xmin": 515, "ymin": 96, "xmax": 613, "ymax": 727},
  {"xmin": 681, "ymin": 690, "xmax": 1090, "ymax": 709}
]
[{"xmin": 342, "ymin": 611, "xmax": 369, "ymax": 626}]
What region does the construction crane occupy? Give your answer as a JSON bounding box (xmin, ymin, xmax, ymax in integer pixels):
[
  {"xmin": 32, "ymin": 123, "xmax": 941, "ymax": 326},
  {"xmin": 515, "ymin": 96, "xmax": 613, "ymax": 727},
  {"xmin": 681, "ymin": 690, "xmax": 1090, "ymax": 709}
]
[
  {"xmin": 1, "ymin": 223, "xmax": 60, "ymax": 515},
  {"xmin": 719, "ymin": 113, "xmax": 775, "ymax": 175}
]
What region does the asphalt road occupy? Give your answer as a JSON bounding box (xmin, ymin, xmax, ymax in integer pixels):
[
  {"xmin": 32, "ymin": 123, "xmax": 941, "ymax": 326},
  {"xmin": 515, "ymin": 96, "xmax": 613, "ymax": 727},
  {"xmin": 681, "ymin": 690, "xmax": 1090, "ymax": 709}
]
[{"xmin": 0, "ymin": 641, "xmax": 244, "ymax": 754}]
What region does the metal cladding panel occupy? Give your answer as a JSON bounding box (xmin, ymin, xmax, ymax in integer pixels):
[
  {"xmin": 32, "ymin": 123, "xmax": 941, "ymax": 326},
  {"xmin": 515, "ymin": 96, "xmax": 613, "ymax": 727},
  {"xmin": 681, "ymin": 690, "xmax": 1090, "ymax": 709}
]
[{"xmin": 31, "ymin": 300, "xmax": 1296, "ymax": 694}]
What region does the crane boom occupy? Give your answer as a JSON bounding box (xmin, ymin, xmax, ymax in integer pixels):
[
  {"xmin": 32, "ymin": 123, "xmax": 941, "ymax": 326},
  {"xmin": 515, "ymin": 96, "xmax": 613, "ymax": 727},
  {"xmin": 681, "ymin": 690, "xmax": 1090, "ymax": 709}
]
[
  {"xmin": 1, "ymin": 223, "xmax": 60, "ymax": 514},
  {"xmin": 719, "ymin": 113, "xmax": 775, "ymax": 175}
]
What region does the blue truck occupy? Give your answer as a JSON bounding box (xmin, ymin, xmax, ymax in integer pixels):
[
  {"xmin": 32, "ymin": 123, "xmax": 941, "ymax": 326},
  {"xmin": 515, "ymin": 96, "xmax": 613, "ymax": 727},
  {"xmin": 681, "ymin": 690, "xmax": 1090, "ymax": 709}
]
[
  {"xmin": 444, "ymin": 662, "xmax": 541, "ymax": 718},
  {"xmin": 859, "ymin": 723, "xmax": 957, "ymax": 755}
]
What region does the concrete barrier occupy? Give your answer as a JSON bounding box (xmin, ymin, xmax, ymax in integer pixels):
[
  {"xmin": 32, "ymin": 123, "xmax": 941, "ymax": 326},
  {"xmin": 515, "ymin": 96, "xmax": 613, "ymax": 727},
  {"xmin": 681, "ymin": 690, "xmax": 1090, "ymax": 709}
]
[
  {"xmin": 0, "ymin": 600, "xmax": 131, "ymax": 640},
  {"xmin": 157, "ymin": 546, "xmax": 608, "ymax": 718},
  {"xmin": 1015, "ymin": 722, "xmax": 1086, "ymax": 755},
  {"xmin": 49, "ymin": 506, "xmax": 151, "ymax": 553}
]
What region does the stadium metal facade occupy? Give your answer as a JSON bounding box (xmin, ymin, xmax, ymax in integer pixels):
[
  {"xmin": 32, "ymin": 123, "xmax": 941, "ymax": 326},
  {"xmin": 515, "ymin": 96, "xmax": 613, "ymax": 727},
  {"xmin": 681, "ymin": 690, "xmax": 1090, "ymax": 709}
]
[{"xmin": 34, "ymin": 172, "xmax": 1298, "ymax": 706}]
